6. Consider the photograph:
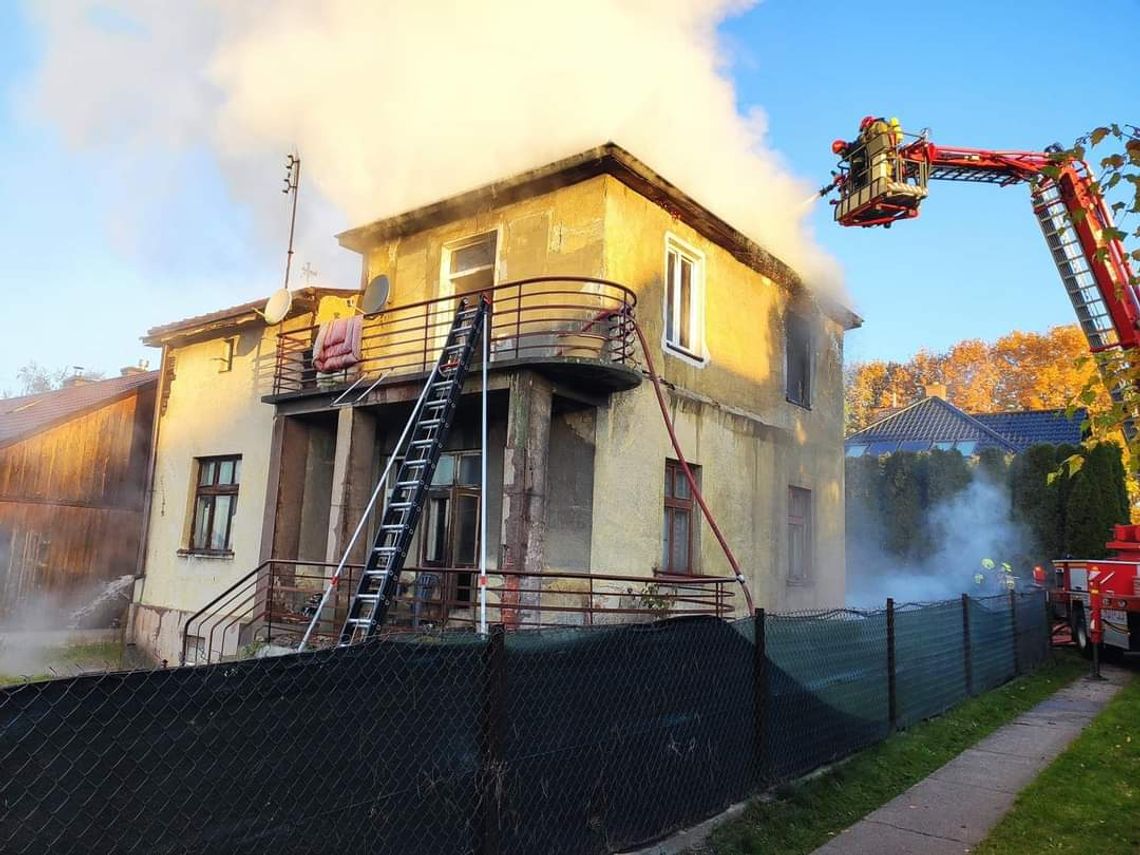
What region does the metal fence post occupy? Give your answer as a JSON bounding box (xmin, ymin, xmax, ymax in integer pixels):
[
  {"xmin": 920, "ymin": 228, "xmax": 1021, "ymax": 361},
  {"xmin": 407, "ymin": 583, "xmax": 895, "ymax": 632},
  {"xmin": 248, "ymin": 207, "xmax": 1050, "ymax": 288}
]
[
  {"xmin": 1009, "ymin": 590, "xmax": 1021, "ymax": 676},
  {"xmin": 962, "ymin": 593, "xmax": 974, "ymax": 697},
  {"xmin": 479, "ymin": 625, "xmax": 506, "ymax": 855},
  {"xmin": 886, "ymin": 598, "xmax": 897, "ymax": 732},
  {"xmin": 753, "ymin": 608, "xmax": 767, "ymax": 786}
]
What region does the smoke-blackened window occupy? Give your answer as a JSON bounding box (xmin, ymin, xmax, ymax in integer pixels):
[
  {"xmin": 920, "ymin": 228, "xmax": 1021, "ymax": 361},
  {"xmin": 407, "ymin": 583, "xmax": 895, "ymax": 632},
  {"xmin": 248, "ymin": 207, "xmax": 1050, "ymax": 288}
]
[
  {"xmin": 189, "ymin": 455, "xmax": 241, "ymax": 554},
  {"xmin": 785, "ymin": 313, "xmax": 813, "ymax": 408}
]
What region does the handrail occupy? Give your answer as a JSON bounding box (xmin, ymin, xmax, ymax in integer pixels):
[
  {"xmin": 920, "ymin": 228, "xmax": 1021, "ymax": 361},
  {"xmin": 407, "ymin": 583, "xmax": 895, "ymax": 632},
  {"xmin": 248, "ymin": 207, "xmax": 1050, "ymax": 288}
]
[
  {"xmin": 271, "ymin": 276, "xmax": 638, "ymax": 397},
  {"xmin": 180, "ymin": 561, "xmax": 267, "ymax": 665},
  {"xmin": 179, "ymin": 558, "xmax": 735, "ymax": 663}
]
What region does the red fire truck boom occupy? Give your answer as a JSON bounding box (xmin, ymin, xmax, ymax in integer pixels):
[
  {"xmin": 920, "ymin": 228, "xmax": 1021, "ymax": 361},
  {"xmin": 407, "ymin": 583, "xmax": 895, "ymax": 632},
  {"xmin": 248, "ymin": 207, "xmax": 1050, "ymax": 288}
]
[{"xmin": 827, "ymin": 116, "xmax": 1140, "ymax": 657}]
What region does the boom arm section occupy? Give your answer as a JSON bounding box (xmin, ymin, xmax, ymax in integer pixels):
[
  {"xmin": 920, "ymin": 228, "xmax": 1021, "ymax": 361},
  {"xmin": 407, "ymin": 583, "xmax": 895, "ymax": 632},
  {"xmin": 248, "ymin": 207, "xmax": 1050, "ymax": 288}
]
[{"xmin": 827, "ymin": 119, "xmax": 1140, "ymax": 353}]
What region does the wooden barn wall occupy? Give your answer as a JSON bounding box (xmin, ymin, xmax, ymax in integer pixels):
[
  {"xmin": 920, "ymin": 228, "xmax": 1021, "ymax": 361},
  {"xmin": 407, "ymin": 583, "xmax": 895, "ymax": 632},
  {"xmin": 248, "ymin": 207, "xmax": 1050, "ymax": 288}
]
[{"xmin": 0, "ymin": 388, "xmax": 155, "ymax": 618}]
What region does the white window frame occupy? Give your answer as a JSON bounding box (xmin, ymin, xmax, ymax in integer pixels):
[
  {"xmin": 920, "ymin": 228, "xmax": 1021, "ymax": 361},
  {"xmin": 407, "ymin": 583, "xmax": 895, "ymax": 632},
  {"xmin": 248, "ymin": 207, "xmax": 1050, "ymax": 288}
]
[
  {"xmin": 662, "ymin": 234, "xmax": 707, "ymax": 364},
  {"xmin": 440, "ymin": 229, "xmax": 501, "ymax": 300}
]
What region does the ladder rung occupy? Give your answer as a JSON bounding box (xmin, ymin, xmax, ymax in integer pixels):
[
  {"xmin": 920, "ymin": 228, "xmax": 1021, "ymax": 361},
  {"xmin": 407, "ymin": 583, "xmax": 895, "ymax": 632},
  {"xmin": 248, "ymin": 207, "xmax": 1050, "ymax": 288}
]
[
  {"xmin": 418, "ymin": 419, "xmax": 442, "ymax": 428},
  {"xmin": 409, "ymin": 439, "xmax": 435, "ymax": 447},
  {"xmin": 373, "ymin": 546, "xmax": 398, "ymax": 553},
  {"xmin": 387, "ymin": 502, "xmax": 414, "ymax": 511},
  {"xmin": 380, "ymin": 523, "xmax": 408, "ymax": 532},
  {"xmin": 347, "ymin": 618, "xmax": 373, "ymax": 627}
]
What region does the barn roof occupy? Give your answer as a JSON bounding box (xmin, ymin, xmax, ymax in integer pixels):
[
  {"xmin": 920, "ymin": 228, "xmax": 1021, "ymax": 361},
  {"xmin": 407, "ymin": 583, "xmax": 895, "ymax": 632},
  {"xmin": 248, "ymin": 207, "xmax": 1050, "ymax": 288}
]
[{"xmin": 0, "ymin": 371, "xmax": 158, "ymax": 449}]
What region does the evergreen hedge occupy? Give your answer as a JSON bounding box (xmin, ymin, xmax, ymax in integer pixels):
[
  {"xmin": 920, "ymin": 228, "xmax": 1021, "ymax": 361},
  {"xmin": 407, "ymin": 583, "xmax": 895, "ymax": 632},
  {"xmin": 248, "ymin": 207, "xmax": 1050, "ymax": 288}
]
[{"xmin": 847, "ymin": 441, "xmax": 1130, "ymax": 566}]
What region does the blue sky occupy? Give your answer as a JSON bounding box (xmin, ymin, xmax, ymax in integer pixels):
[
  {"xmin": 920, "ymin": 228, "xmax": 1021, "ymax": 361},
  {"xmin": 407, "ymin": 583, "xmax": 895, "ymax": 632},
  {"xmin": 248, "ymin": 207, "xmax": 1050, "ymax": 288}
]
[{"xmin": 1, "ymin": 1, "xmax": 1138, "ymax": 393}]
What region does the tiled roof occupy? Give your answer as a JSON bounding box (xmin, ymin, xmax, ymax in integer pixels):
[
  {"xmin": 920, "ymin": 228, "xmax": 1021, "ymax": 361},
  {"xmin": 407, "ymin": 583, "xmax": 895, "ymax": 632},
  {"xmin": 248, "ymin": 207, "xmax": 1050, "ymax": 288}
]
[
  {"xmin": 971, "ymin": 409, "xmax": 1087, "ymax": 451},
  {"xmin": 0, "ymin": 372, "xmax": 158, "ymax": 448},
  {"xmin": 846, "ymin": 397, "xmax": 1018, "ymax": 456}
]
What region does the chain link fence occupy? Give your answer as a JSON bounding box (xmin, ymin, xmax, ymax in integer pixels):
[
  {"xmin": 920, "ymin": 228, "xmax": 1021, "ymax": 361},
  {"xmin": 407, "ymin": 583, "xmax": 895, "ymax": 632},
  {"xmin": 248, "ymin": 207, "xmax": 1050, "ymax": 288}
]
[{"xmin": 0, "ymin": 590, "xmax": 1049, "ymax": 854}]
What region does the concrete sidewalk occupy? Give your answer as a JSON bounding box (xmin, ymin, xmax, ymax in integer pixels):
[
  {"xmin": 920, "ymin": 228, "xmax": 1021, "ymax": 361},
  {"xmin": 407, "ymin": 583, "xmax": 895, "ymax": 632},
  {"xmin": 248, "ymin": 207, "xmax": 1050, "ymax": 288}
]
[{"xmin": 811, "ymin": 665, "xmax": 1129, "ymax": 854}]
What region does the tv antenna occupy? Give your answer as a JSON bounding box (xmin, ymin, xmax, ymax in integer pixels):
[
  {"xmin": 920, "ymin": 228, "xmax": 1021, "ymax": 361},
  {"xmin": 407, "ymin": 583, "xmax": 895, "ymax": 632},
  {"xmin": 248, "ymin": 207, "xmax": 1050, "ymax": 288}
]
[{"xmin": 281, "ymin": 152, "xmax": 301, "ymax": 290}]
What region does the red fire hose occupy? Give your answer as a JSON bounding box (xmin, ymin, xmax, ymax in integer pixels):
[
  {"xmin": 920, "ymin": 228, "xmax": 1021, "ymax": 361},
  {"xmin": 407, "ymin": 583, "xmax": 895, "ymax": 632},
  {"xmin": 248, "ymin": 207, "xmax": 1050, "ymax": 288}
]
[{"xmin": 625, "ymin": 315, "xmax": 755, "ymax": 613}]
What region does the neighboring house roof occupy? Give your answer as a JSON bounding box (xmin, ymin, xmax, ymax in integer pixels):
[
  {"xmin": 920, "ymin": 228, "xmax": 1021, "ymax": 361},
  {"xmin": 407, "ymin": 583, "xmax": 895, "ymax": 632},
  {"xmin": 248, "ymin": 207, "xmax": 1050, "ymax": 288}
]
[
  {"xmin": 845, "ymin": 396, "xmax": 1018, "ymax": 457},
  {"xmin": 337, "ymin": 142, "xmax": 861, "ymax": 331},
  {"xmin": 846, "ymin": 397, "xmax": 1090, "ymax": 457},
  {"xmin": 971, "ymin": 408, "xmax": 1087, "ymax": 450},
  {"xmin": 143, "ymin": 286, "xmax": 359, "ymax": 347},
  {"xmin": 0, "ymin": 371, "xmax": 158, "ymax": 449}
]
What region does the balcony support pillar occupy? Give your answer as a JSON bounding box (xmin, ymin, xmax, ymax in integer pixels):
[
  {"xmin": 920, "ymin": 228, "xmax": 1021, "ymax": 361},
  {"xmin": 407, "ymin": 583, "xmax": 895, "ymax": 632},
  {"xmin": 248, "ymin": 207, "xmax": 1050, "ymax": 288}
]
[
  {"xmin": 326, "ymin": 406, "xmax": 378, "ymax": 568},
  {"xmin": 499, "ymin": 370, "xmax": 553, "ymax": 628}
]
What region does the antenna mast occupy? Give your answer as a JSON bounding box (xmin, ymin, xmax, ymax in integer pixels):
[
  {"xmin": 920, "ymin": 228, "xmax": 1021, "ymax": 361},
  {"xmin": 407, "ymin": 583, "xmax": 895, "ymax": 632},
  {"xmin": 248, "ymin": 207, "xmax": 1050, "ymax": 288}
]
[{"xmin": 282, "ymin": 152, "xmax": 301, "ymax": 290}]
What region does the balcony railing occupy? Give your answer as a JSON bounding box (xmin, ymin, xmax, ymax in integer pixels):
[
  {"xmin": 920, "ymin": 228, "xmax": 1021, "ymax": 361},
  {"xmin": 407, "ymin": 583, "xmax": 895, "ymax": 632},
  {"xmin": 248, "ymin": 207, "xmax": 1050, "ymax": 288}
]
[
  {"xmin": 271, "ymin": 275, "xmax": 639, "ymax": 398},
  {"xmin": 180, "ymin": 560, "xmax": 736, "ymax": 665}
]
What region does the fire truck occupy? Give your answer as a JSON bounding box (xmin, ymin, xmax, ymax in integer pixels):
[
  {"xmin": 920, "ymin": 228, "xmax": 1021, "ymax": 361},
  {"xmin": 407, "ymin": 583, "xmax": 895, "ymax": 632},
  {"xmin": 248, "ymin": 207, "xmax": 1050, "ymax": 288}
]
[{"xmin": 825, "ymin": 116, "xmax": 1140, "ymax": 659}]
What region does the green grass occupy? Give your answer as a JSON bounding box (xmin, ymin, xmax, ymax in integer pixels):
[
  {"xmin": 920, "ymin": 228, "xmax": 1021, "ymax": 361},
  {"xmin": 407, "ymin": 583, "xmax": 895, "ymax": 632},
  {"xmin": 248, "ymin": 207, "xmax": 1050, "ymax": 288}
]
[
  {"xmin": 705, "ymin": 651, "xmax": 1088, "ymax": 854},
  {"xmin": 0, "ymin": 641, "xmax": 125, "ymax": 686},
  {"xmin": 975, "ymin": 669, "xmax": 1140, "ymax": 854}
]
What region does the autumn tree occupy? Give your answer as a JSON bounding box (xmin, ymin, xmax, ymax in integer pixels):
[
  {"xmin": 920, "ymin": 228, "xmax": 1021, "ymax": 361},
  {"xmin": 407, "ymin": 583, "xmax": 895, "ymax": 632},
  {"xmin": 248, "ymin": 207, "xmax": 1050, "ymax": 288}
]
[
  {"xmin": 1049, "ymin": 124, "xmax": 1140, "ymax": 472},
  {"xmin": 845, "ymin": 325, "xmax": 1103, "ymax": 431}
]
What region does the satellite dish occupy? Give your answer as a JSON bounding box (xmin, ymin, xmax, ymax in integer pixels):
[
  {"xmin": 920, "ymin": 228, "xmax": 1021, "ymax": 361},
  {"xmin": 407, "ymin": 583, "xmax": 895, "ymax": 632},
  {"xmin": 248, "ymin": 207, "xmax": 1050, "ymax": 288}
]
[
  {"xmin": 360, "ymin": 274, "xmax": 391, "ymax": 315},
  {"xmin": 261, "ymin": 288, "xmax": 294, "ymax": 325}
]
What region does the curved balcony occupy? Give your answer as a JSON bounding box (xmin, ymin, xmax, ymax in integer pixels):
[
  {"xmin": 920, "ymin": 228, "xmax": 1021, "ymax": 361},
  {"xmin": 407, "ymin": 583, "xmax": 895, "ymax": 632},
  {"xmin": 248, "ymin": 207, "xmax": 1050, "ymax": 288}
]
[{"xmin": 269, "ymin": 276, "xmax": 640, "ymax": 401}]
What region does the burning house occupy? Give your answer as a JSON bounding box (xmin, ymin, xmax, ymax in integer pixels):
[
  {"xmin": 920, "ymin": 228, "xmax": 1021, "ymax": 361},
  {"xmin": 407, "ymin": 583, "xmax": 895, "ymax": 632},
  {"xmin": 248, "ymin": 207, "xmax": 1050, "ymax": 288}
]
[{"xmin": 127, "ymin": 144, "xmax": 860, "ymax": 663}]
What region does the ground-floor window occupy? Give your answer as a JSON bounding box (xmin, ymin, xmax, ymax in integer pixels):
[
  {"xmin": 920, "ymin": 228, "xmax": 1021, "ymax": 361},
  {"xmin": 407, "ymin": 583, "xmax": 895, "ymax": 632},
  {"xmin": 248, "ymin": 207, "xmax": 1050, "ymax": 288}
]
[
  {"xmin": 419, "ymin": 451, "xmax": 482, "ymax": 605},
  {"xmin": 788, "ymin": 486, "xmax": 812, "ymax": 582},
  {"xmin": 662, "ymin": 459, "xmax": 699, "ymax": 575},
  {"xmin": 189, "ymin": 455, "xmax": 241, "ymax": 554}
]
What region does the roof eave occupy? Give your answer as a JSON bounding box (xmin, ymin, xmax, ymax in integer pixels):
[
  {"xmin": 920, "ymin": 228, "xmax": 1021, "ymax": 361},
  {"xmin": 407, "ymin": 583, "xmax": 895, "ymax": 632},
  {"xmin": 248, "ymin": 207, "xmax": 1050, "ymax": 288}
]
[
  {"xmin": 335, "ymin": 142, "xmax": 861, "ymax": 330},
  {"xmin": 142, "ymin": 287, "xmax": 359, "ymax": 347}
]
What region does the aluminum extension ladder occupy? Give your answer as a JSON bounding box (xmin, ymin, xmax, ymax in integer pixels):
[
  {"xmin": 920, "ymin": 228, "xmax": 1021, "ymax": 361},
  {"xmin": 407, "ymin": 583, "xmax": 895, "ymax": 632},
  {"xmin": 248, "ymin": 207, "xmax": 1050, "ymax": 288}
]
[{"xmin": 338, "ymin": 295, "xmax": 490, "ymax": 645}]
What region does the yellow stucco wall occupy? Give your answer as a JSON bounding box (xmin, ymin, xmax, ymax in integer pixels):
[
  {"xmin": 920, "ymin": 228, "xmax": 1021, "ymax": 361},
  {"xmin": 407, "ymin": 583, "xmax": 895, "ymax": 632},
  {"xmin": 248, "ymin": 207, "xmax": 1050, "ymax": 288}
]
[
  {"xmin": 362, "ymin": 177, "xmax": 608, "ymax": 305},
  {"xmin": 129, "ymin": 304, "xmax": 347, "ymax": 661},
  {"xmin": 594, "ymin": 176, "xmax": 846, "ymax": 611}
]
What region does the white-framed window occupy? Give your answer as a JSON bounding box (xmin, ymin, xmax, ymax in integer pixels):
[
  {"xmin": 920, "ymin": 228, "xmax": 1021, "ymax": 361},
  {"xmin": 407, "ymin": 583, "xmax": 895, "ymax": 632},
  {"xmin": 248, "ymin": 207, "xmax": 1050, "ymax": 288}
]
[
  {"xmin": 442, "ymin": 231, "xmax": 498, "ymax": 297},
  {"xmin": 663, "ymin": 235, "xmax": 705, "ymax": 361}
]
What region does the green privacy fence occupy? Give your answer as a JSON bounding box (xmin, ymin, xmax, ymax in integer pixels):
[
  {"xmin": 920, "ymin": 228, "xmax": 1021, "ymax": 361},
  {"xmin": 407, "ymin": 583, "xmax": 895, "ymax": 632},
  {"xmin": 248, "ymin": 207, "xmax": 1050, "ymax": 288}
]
[{"xmin": 0, "ymin": 591, "xmax": 1050, "ymax": 854}]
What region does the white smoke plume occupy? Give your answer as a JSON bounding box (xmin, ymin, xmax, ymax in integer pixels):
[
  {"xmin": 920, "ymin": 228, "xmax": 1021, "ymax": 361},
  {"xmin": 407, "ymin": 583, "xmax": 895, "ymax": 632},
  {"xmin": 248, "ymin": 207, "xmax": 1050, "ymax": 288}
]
[
  {"xmin": 847, "ymin": 476, "xmax": 1031, "ymax": 607},
  {"xmin": 21, "ymin": 0, "xmax": 842, "ymax": 294}
]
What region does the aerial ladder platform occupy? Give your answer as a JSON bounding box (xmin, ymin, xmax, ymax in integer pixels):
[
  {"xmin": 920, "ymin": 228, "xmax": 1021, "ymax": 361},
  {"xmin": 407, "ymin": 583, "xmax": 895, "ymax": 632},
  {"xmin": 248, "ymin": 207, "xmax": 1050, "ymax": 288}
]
[{"xmin": 824, "ymin": 117, "xmax": 1139, "ymax": 432}]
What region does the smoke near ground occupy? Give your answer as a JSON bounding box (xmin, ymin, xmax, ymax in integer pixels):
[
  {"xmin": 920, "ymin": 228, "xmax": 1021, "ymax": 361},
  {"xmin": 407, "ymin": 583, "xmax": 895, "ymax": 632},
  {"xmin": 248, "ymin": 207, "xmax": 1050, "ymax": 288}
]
[
  {"xmin": 0, "ymin": 574, "xmax": 132, "ymax": 679},
  {"xmin": 847, "ymin": 475, "xmax": 1030, "ymax": 607},
  {"xmin": 21, "ymin": 1, "xmax": 842, "ymax": 295}
]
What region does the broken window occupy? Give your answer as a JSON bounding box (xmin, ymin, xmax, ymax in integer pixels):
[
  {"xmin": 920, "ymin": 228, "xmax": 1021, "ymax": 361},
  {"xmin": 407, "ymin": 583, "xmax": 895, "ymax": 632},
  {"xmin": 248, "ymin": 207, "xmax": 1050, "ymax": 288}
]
[
  {"xmin": 788, "ymin": 486, "xmax": 812, "ymax": 582},
  {"xmin": 664, "ymin": 236, "xmax": 704, "ymax": 360},
  {"xmin": 189, "ymin": 455, "xmax": 241, "ymax": 554},
  {"xmin": 662, "ymin": 459, "xmax": 699, "ymax": 575},
  {"xmin": 785, "ymin": 313, "xmax": 813, "ymax": 408}
]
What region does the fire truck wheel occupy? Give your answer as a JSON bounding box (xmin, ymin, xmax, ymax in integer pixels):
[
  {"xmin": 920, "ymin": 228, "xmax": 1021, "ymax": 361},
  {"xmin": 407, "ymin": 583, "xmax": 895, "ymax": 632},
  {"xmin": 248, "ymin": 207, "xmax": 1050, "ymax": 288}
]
[{"xmin": 1071, "ymin": 605, "xmax": 1092, "ymax": 660}]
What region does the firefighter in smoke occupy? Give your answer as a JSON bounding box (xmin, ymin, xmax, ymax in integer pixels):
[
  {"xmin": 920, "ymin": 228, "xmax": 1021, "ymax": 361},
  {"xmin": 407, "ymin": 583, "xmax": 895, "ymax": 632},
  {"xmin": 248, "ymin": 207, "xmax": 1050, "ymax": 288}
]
[{"xmin": 975, "ymin": 558, "xmax": 1017, "ymax": 593}]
